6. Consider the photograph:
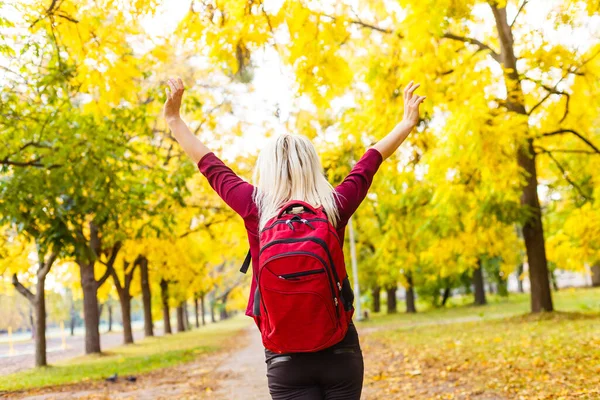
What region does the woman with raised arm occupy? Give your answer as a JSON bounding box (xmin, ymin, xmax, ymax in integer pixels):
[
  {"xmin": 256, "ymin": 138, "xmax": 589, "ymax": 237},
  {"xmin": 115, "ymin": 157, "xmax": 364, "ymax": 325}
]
[{"xmin": 164, "ymin": 77, "xmax": 425, "ymax": 400}]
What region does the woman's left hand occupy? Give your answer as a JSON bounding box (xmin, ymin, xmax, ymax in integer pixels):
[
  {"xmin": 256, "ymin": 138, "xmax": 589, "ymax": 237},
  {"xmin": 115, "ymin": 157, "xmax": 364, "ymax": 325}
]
[{"xmin": 402, "ymin": 81, "xmax": 426, "ymax": 128}]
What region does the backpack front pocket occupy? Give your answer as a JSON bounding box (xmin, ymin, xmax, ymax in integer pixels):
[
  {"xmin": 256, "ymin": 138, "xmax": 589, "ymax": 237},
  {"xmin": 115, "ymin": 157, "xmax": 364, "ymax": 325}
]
[{"xmin": 261, "ymin": 285, "xmax": 337, "ymax": 352}]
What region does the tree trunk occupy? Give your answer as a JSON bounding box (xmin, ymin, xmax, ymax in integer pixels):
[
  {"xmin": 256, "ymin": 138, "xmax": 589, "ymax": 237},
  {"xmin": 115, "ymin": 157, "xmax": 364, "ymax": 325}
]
[
  {"xmin": 591, "ymin": 263, "xmax": 600, "ymax": 287},
  {"xmin": 69, "ymin": 289, "xmax": 76, "ymax": 336},
  {"xmin": 80, "ymin": 262, "xmax": 102, "ymax": 354},
  {"xmin": 200, "ymin": 293, "xmax": 206, "ymax": 326},
  {"xmin": 386, "ymin": 285, "xmax": 397, "ymax": 314},
  {"xmin": 139, "ymin": 256, "xmax": 154, "ymax": 337},
  {"xmin": 34, "ymin": 278, "xmax": 47, "ymax": 367},
  {"xmin": 29, "ymin": 304, "xmax": 35, "ymax": 339},
  {"xmin": 405, "ymin": 274, "xmax": 417, "ymax": 313},
  {"xmin": 473, "ymin": 261, "xmax": 487, "ymax": 306},
  {"xmin": 119, "ymin": 296, "xmax": 134, "ymax": 344},
  {"xmin": 516, "ymin": 264, "xmax": 525, "ymax": 293},
  {"xmin": 160, "ymin": 279, "xmax": 172, "ymax": 335},
  {"xmin": 491, "ymin": 4, "xmax": 553, "ymax": 313},
  {"xmin": 194, "ymin": 297, "xmax": 200, "ymax": 328},
  {"xmin": 111, "ymin": 260, "xmax": 137, "ymax": 345},
  {"xmin": 550, "ymin": 270, "xmax": 559, "ymax": 291},
  {"xmin": 441, "ymin": 287, "xmax": 451, "ymax": 306},
  {"xmin": 107, "ymin": 303, "xmax": 113, "ymax": 332},
  {"xmin": 210, "ymin": 295, "xmax": 216, "ymax": 323},
  {"xmin": 176, "ymin": 304, "xmax": 185, "ymax": 332},
  {"xmin": 372, "ymin": 286, "xmax": 381, "ymax": 313},
  {"xmin": 183, "ymin": 301, "xmax": 190, "ymax": 330}
]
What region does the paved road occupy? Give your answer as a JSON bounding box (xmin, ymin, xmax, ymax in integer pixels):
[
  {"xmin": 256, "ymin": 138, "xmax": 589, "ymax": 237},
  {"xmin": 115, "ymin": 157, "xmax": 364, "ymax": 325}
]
[{"xmin": 0, "ymin": 328, "xmax": 163, "ymax": 375}]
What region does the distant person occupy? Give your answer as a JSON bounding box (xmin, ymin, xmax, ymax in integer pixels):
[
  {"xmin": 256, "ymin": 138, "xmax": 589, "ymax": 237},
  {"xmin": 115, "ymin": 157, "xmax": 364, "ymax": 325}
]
[{"xmin": 163, "ymin": 77, "xmax": 425, "ymax": 399}]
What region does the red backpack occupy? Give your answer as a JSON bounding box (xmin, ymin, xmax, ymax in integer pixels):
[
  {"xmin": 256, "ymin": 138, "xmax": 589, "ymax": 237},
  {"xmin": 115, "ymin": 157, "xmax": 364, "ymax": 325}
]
[{"xmin": 241, "ymin": 200, "xmax": 354, "ymax": 354}]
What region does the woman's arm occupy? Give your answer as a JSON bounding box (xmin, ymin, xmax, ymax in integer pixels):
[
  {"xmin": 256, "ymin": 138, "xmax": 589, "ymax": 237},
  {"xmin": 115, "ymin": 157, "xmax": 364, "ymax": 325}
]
[
  {"xmin": 371, "ymin": 81, "xmax": 426, "ymax": 160},
  {"xmin": 163, "ymin": 78, "xmax": 210, "ymax": 164},
  {"xmin": 163, "ymin": 78, "xmax": 255, "ymax": 218}
]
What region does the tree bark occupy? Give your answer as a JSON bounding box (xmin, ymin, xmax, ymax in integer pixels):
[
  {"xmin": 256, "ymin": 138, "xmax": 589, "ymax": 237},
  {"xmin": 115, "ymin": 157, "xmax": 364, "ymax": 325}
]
[
  {"xmin": 176, "ymin": 304, "xmax": 185, "ymax": 332},
  {"xmin": 386, "ymin": 285, "xmax": 397, "ymax": 314},
  {"xmin": 405, "ymin": 274, "xmax": 417, "ymax": 313},
  {"xmin": 79, "ymin": 261, "xmax": 102, "ymax": 354},
  {"xmin": 200, "ymin": 293, "xmax": 206, "ymax": 326},
  {"xmin": 111, "ymin": 259, "xmax": 138, "ymax": 345},
  {"xmin": 76, "ymin": 228, "xmax": 121, "ymax": 354},
  {"xmin": 550, "ymin": 270, "xmax": 559, "ymax": 291},
  {"xmin": 184, "ymin": 301, "xmax": 190, "ymax": 330},
  {"xmin": 29, "ymin": 305, "xmax": 35, "ymax": 339},
  {"xmin": 516, "ymin": 264, "xmax": 525, "ymax": 293},
  {"xmin": 441, "ymin": 287, "xmax": 451, "ymax": 306},
  {"xmin": 119, "ymin": 296, "xmax": 133, "ymax": 344},
  {"xmin": 139, "ymin": 256, "xmax": 153, "ymax": 337},
  {"xmin": 160, "ymin": 279, "xmax": 172, "ymax": 335},
  {"xmin": 473, "ymin": 261, "xmax": 487, "ymax": 306},
  {"xmin": 32, "ymin": 278, "xmax": 47, "ymax": 367},
  {"xmin": 591, "ymin": 263, "xmax": 600, "ymax": 287},
  {"xmin": 194, "ymin": 296, "xmax": 200, "ymax": 328},
  {"xmin": 107, "ymin": 303, "xmax": 113, "ymax": 332},
  {"xmin": 490, "ymin": 4, "xmax": 553, "ymax": 313},
  {"xmin": 372, "ymin": 286, "xmax": 381, "ymax": 313},
  {"xmin": 68, "ymin": 288, "xmax": 76, "ymax": 336}
]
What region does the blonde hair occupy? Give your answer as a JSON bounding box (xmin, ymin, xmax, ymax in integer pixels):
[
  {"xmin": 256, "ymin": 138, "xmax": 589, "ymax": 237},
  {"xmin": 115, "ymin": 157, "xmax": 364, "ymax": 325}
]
[{"xmin": 252, "ymin": 134, "xmax": 340, "ymax": 230}]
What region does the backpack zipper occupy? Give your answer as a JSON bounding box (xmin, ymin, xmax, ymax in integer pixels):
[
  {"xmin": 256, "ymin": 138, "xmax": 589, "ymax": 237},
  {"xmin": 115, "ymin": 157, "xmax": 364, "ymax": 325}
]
[
  {"xmin": 261, "ymin": 218, "xmax": 329, "ymax": 232},
  {"xmin": 259, "ymin": 237, "xmax": 343, "ymax": 292},
  {"xmin": 278, "ymin": 268, "xmax": 325, "ymax": 280},
  {"xmin": 260, "ymin": 218, "xmax": 343, "ymax": 246}
]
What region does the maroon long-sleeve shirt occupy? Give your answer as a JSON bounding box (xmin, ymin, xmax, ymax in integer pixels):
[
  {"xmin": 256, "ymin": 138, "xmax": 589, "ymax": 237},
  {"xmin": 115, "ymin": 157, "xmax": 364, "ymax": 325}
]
[{"xmin": 198, "ymin": 148, "xmax": 383, "ymax": 317}]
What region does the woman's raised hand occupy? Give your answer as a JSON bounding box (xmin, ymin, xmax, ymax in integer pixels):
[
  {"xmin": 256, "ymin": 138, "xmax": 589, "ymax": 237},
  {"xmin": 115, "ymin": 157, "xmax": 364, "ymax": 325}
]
[
  {"xmin": 371, "ymin": 80, "xmax": 427, "ymax": 160},
  {"xmin": 402, "ymin": 81, "xmax": 426, "ymax": 128},
  {"xmin": 164, "ymin": 78, "xmax": 185, "ymax": 123}
]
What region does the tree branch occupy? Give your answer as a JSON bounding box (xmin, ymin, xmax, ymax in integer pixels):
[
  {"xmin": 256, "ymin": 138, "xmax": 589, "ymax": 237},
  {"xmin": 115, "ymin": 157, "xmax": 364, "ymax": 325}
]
[
  {"xmin": 535, "ymin": 147, "xmax": 597, "ymax": 155},
  {"xmin": 0, "ymin": 158, "xmax": 45, "ymax": 167},
  {"xmin": 540, "ymin": 129, "xmax": 600, "ymax": 154},
  {"xmin": 97, "ymin": 263, "xmax": 113, "ymax": 288},
  {"xmin": 179, "ymin": 217, "xmax": 234, "ymax": 238},
  {"xmin": 110, "ymin": 263, "xmax": 123, "ymax": 292},
  {"xmin": 37, "ymin": 251, "xmax": 59, "ymax": 279},
  {"xmin": 12, "ymin": 274, "xmax": 35, "ymax": 303},
  {"xmin": 510, "ymin": 0, "xmax": 529, "ymax": 28},
  {"xmin": 543, "ymin": 151, "xmax": 590, "ymax": 201},
  {"xmin": 105, "ymin": 241, "xmax": 123, "ymax": 268},
  {"xmin": 442, "ymin": 33, "xmax": 501, "ymax": 63},
  {"xmin": 317, "ymin": 12, "xmax": 394, "ymax": 35}
]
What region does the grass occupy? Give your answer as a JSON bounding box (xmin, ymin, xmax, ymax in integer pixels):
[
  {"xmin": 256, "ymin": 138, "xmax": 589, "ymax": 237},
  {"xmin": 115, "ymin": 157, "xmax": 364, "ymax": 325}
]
[
  {"xmin": 0, "ymin": 315, "xmax": 250, "ymax": 393},
  {"xmin": 360, "ymin": 287, "xmax": 600, "ymax": 399},
  {"xmin": 357, "ymin": 286, "xmax": 600, "ymax": 329}
]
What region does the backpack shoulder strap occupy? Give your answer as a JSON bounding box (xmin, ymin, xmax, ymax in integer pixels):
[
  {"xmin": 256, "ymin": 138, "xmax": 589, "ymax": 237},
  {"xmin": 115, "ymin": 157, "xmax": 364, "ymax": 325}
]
[{"xmin": 240, "ymin": 249, "xmax": 252, "ymax": 274}]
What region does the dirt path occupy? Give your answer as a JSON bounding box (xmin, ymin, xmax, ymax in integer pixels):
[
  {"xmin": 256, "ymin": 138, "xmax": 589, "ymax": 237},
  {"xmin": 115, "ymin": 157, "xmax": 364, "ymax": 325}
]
[{"xmin": 211, "ymin": 325, "xmax": 269, "ymax": 399}]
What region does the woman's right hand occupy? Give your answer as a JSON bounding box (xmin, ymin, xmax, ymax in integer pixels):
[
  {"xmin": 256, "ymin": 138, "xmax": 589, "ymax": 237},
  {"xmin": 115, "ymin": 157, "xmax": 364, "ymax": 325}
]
[{"xmin": 164, "ymin": 78, "xmax": 185, "ymax": 123}]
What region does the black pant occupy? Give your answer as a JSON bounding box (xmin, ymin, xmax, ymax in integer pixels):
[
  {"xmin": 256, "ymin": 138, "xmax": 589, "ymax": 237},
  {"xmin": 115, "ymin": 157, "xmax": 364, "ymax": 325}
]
[{"xmin": 264, "ymin": 323, "xmax": 364, "ymax": 400}]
